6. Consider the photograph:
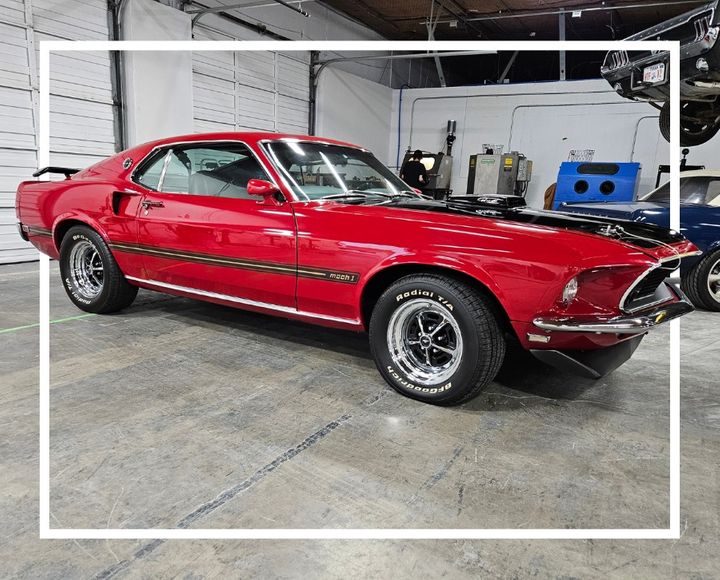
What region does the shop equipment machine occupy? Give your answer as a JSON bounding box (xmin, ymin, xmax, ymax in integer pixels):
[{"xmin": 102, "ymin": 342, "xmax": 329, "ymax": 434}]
[
  {"xmin": 401, "ymin": 120, "xmax": 457, "ymax": 199},
  {"xmin": 465, "ymin": 147, "xmax": 533, "ymax": 197},
  {"xmin": 553, "ymin": 161, "xmax": 641, "ymax": 209}
]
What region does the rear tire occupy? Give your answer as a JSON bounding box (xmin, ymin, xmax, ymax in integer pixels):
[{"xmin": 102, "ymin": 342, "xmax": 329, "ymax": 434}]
[
  {"xmin": 369, "ymin": 274, "xmax": 506, "ymax": 406},
  {"xmin": 661, "ymin": 100, "xmax": 720, "ymax": 147},
  {"xmin": 681, "ymin": 249, "xmax": 720, "ymax": 311},
  {"xmin": 659, "ymin": 100, "xmax": 671, "ymax": 144},
  {"xmin": 59, "ymin": 225, "xmax": 138, "ymax": 313}
]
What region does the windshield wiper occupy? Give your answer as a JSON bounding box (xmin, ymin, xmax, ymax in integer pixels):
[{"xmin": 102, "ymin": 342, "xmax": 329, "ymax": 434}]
[
  {"xmin": 320, "ymin": 191, "xmax": 376, "ymax": 200},
  {"xmin": 320, "ymin": 190, "xmax": 419, "ymax": 203},
  {"xmin": 321, "ymin": 190, "xmax": 397, "ymax": 199}
]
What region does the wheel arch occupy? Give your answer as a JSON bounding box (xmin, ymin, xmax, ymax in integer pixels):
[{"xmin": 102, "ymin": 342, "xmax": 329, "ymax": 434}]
[
  {"xmin": 359, "ymin": 263, "xmax": 514, "ymax": 336},
  {"xmin": 52, "ymin": 215, "xmax": 109, "ymax": 253}
]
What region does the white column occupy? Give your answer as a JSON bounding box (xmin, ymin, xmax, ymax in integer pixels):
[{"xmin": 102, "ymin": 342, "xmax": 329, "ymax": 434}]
[{"xmin": 121, "ymin": 0, "xmax": 194, "ymax": 146}]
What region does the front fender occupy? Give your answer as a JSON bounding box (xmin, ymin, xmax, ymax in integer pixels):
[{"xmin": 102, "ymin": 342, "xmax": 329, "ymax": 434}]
[{"xmin": 357, "ymin": 250, "xmax": 542, "ymax": 325}]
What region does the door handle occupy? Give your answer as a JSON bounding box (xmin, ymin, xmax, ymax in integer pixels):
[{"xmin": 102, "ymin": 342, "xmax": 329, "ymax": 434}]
[{"xmin": 141, "ymin": 200, "xmax": 165, "ymax": 209}]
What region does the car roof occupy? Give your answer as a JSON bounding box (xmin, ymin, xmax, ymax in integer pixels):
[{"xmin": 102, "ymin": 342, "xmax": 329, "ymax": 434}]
[
  {"xmin": 137, "ymin": 132, "xmax": 364, "ymax": 151},
  {"xmin": 679, "ymin": 169, "xmax": 720, "ymax": 178}
]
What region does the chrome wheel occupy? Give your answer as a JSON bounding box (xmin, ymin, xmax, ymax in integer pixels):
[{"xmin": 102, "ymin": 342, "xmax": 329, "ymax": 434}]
[
  {"xmin": 387, "ymin": 298, "xmax": 463, "ymax": 386},
  {"xmin": 69, "ymin": 240, "xmax": 104, "ymax": 299},
  {"xmin": 708, "ymin": 257, "xmax": 720, "ymax": 303}
]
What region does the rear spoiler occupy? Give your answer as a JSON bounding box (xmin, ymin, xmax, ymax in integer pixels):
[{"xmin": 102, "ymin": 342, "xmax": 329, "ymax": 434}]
[{"xmin": 32, "ymin": 166, "xmax": 80, "ymax": 179}]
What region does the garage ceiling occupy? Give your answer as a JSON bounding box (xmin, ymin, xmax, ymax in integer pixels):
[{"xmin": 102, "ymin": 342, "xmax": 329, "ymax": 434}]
[{"xmin": 319, "ymin": 0, "xmax": 709, "ymax": 40}]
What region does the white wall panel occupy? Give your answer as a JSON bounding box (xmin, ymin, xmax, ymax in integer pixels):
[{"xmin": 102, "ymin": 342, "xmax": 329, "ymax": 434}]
[
  {"xmin": 316, "ymin": 68, "xmax": 393, "ymax": 161},
  {"xmin": 0, "ymin": 0, "xmax": 114, "ymax": 263},
  {"xmin": 192, "ymin": 26, "xmax": 235, "ymax": 133},
  {"xmin": 192, "ymin": 26, "xmax": 310, "ymax": 135},
  {"xmin": 389, "ymin": 79, "xmax": 700, "ymax": 208}
]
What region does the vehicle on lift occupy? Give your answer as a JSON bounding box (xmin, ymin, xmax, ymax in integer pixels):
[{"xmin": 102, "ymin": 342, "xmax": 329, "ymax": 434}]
[
  {"xmin": 16, "ymin": 132, "xmax": 699, "ymax": 405},
  {"xmin": 601, "ymin": 1, "xmax": 720, "ymax": 146},
  {"xmin": 559, "ymin": 170, "xmax": 720, "ymax": 311}
]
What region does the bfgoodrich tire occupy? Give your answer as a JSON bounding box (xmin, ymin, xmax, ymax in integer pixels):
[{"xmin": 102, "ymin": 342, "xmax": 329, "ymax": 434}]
[
  {"xmin": 682, "ymin": 249, "xmax": 720, "ymax": 312},
  {"xmin": 59, "ymin": 225, "xmax": 138, "ymax": 313},
  {"xmin": 369, "ymin": 274, "xmax": 506, "ymax": 405}
]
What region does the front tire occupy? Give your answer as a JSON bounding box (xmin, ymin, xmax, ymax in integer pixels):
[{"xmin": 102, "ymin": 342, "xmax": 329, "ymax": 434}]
[
  {"xmin": 682, "ymin": 249, "xmax": 720, "ymax": 311},
  {"xmin": 369, "ymin": 274, "xmax": 506, "ymax": 405},
  {"xmin": 59, "ymin": 225, "xmax": 138, "ymax": 313}
]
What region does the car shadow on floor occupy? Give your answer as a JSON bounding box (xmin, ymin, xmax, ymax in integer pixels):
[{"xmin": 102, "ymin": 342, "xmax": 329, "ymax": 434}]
[{"xmin": 124, "ymin": 290, "xmax": 610, "ymax": 411}]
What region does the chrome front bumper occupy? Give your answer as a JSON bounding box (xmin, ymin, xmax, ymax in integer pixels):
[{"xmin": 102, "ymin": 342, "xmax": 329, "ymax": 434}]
[{"xmin": 533, "ymin": 289, "xmax": 694, "ymax": 335}]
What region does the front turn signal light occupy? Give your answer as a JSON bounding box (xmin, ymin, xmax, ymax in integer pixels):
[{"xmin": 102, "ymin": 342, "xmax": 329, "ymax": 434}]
[{"xmin": 561, "ymin": 276, "xmax": 579, "ymax": 306}]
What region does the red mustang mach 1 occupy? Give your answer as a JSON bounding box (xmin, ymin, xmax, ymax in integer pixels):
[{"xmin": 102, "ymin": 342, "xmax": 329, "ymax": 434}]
[{"xmin": 16, "ymin": 132, "xmax": 699, "ymax": 405}]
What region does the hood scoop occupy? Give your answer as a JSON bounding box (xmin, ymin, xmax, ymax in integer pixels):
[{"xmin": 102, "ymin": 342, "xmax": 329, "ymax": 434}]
[
  {"xmin": 447, "ymin": 195, "xmax": 527, "ymax": 209},
  {"xmin": 444, "ymin": 195, "xmax": 527, "ymax": 217}
]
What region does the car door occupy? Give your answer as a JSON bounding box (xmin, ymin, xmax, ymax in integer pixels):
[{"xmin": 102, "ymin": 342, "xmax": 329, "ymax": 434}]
[
  {"xmin": 682, "ymin": 176, "xmax": 720, "ymax": 251},
  {"xmin": 130, "ymin": 141, "xmax": 297, "ymax": 308}
]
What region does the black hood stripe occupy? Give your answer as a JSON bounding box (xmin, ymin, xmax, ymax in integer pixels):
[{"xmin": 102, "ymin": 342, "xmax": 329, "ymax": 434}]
[{"xmin": 390, "ymin": 198, "xmax": 685, "ymax": 249}]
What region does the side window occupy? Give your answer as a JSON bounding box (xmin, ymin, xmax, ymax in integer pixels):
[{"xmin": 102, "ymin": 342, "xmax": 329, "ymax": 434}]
[
  {"xmin": 161, "ymin": 153, "xmax": 191, "ymax": 193},
  {"xmin": 185, "ymin": 146, "xmax": 270, "ymax": 199},
  {"xmin": 134, "ymin": 143, "xmax": 271, "ymax": 199},
  {"xmin": 134, "ymin": 150, "xmax": 166, "ymax": 190},
  {"xmin": 706, "ymin": 179, "xmax": 720, "ymax": 206}
]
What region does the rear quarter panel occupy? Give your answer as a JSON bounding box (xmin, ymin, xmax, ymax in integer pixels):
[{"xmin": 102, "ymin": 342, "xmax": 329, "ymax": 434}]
[{"xmin": 16, "ymin": 173, "xmax": 143, "ymax": 276}]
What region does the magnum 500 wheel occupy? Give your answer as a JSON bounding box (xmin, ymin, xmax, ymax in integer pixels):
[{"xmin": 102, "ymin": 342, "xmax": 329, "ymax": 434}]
[
  {"xmin": 59, "ymin": 225, "xmax": 138, "ymax": 313},
  {"xmin": 369, "ymin": 274, "xmax": 506, "ymax": 405}
]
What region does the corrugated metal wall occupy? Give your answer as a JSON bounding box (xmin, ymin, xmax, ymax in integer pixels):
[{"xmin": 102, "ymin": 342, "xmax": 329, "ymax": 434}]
[
  {"xmin": 0, "ymin": 8, "xmax": 312, "ymax": 264},
  {"xmin": 0, "ymin": 0, "xmax": 114, "ymax": 264},
  {"xmin": 193, "ymin": 25, "xmax": 310, "ymax": 134}
]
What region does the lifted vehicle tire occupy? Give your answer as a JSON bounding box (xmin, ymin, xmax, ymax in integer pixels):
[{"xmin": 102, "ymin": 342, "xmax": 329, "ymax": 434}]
[
  {"xmin": 682, "ymin": 248, "xmax": 720, "ymax": 312},
  {"xmin": 369, "ymin": 274, "xmax": 506, "ymax": 406},
  {"xmin": 59, "ymin": 225, "xmax": 138, "ymax": 313},
  {"xmin": 660, "ymin": 100, "xmax": 720, "ymax": 147}
]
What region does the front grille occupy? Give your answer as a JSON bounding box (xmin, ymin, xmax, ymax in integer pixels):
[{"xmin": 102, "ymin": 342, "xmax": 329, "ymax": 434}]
[{"xmin": 623, "ymin": 265, "xmax": 676, "ymax": 312}]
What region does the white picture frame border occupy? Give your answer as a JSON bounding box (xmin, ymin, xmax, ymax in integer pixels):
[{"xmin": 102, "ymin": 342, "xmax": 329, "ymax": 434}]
[{"xmin": 37, "ymin": 39, "xmax": 681, "ymax": 540}]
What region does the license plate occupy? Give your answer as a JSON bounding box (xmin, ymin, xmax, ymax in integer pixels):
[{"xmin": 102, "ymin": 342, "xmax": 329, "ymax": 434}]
[{"xmin": 643, "ymin": 63, "xmax": 665, "ymax": 84}]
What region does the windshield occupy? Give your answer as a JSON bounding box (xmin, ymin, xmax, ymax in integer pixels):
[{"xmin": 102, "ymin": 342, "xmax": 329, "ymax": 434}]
[
  {"xmin": 642, "ymin": 176, "xmax": 720, "ymax": 205},
  {"xmin": 264, "ymin": 141, "xmax": 414, "ymax": 201}
]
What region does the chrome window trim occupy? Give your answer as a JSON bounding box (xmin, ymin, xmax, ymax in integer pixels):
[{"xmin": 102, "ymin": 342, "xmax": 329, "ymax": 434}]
[
  {"xmin": 125, "ymin": 276, "xmax": 362, "ymax": 326},
  {"xmin": 157, "ymin": 148, "xmax": 174, "ymax": 193},
  {"xmin": 258, "ymin": 138, "xmax": 409, "ymax": 203},
  {"xmin": 258, "ymin": 138, "xmax": 368, "ymax": 203},
  {"xmin": 130, "ymin": 139, "xmax": 281, "ymax": 197}
]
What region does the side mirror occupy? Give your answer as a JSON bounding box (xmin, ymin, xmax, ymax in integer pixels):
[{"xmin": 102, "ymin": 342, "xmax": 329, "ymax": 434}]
[{"xmin": 247, "ymin": 178, "xmax": 283, "ymax": 203}]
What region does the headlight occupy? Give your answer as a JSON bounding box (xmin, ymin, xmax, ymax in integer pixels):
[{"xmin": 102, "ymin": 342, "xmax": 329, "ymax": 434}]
[{"xmin": 561, "ymin": 277, "xmax": 578, "ymax": 306}]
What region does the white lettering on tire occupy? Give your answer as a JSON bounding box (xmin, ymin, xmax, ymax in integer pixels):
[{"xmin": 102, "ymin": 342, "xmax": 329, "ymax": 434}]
[
  {"xmin": 386, "ymin": 365, "xmax": 452, "ymax": 394},
  {"xmin": 395, "ymin": 288, "xmax": 454, "ymax": 311}
]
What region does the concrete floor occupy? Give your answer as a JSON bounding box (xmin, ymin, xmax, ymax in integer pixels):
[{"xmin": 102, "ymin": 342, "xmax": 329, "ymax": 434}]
[{"xmin": 1, "ymin": 260, "xmax": 718, "ymax": 578}]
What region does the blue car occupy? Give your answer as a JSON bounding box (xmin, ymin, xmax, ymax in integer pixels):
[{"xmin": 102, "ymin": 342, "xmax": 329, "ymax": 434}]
[{"xmin": 559, "ymin": 171, "xmax": 720, "ymax": 311}]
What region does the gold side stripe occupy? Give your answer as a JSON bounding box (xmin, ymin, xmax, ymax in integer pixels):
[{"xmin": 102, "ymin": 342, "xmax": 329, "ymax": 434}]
[{"xmin": 110, "ymin": 242, "xmax": 360, "ymax": 284}]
